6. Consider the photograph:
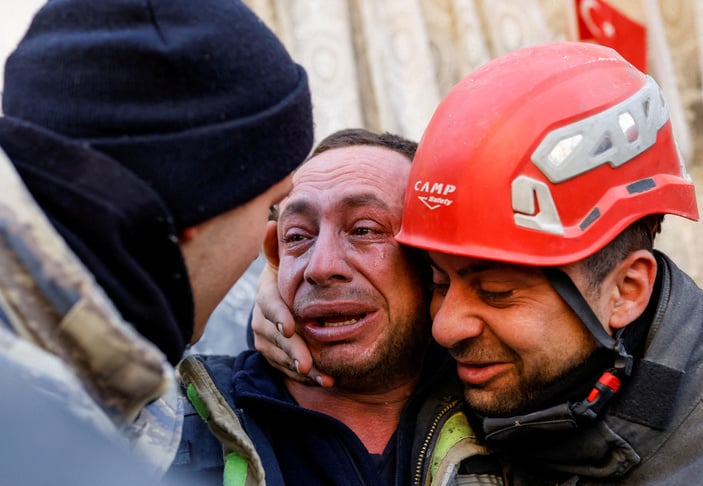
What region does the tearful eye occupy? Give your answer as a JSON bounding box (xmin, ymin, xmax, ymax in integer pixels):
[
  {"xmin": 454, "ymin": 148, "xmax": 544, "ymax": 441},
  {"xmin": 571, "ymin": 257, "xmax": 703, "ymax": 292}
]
[
  {"xmin": 352, "ymin": 227, "xmax": 373, "ymax": 236},
  {"xmin": 349, "ymin": 218, "xmax": 388, "ymax": 239},
  {"xmin": 281, "ymin": 227, "xmax": 313, "ymax": 245},
  {"xmin": 282, "ymin": 234, "xmax": 306, "ymax": 243}
]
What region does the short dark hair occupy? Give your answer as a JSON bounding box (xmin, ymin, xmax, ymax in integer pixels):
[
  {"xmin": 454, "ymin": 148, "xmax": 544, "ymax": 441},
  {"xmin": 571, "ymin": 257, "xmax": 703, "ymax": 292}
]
[
  {"xmin": 268, "ymin": 128, "xmax": 417, "ymax": 221},
  {"xmin": 310, "ymin": 128, "xmax": 417, "ymax": 162},
  {"xmin": 578, "ymin": 215, "xmax": 663, "ymax": 291}
]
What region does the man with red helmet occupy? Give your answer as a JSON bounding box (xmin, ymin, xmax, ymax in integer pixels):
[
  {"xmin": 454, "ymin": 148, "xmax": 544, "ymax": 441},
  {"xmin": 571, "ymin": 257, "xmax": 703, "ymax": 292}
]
[
  {"xmin": 253, "ymin": 42, "xmax": 702, "ymax": 483},
  {"xmin": 395, "ymin": 41, "xmax": 702, "ymax": 483}
]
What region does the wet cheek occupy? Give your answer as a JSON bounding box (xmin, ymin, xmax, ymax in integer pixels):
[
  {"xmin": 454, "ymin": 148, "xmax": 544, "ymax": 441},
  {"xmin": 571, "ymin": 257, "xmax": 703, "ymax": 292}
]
[
  {"xmin": 393, "ymin": 283, "xmax": 428, "ymax": 315},
  {"xmin": 277, "ymin": 259, "xmax": 304, "ymax": 304}
]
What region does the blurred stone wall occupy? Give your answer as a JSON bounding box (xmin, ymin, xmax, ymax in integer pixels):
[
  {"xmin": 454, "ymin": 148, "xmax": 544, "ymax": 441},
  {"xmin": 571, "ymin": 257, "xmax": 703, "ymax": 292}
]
[{"xmin": 1, "ymin": 1, "xmax": 701, "ymax": 354}]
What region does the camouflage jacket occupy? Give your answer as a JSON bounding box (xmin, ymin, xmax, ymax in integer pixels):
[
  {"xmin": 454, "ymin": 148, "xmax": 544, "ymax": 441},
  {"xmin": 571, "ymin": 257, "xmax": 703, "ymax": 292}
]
[{"xmin": 0, "ymin": 145, "xmax": 183, "ymax": 475}]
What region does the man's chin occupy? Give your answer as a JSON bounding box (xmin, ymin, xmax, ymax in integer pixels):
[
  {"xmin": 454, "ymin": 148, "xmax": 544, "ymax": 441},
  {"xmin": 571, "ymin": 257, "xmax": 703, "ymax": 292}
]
[
  {"xmin": 314, "ymin": 354, "xmax": 406, "ymax": 393},
  {"xmin": 320, "ymin": 364, "xmax": 388, "ymax": 392},
  {"xmin": 464, "ymin": 385, "xmax": 535, "ymax": 417}
]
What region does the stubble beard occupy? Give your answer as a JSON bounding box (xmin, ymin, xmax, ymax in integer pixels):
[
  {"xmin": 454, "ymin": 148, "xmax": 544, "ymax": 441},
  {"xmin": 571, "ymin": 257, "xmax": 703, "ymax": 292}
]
[
  {"xmin": 463, "ymin": 366, "xmax": 554, "ymax": 417},
  {"xmin": 314, "ymin": 313, "xmax": 431, "ymax": 393},
  {"xmin": 459, "ymin": 345, "xmax": 595, "ymax": 417}
]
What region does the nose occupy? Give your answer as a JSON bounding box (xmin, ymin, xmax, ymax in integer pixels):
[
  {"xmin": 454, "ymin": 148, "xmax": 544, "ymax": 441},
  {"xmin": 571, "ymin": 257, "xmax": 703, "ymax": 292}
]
[
  {"xmin": 303, "ymin": 228, "xmax": 352, "ymax": 286},
  {"xmin": 431, "ymin": 285, "xmax": 483, "ymax": 349}
]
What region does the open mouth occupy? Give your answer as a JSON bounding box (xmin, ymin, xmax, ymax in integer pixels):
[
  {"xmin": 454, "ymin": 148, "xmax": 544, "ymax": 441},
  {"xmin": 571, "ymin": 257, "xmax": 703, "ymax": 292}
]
[
  {"xmin": 300, "ymin": 308, "xmax": 376, "ymax": 343},
  {"xmin": 315, "ymin": 314, "xmax": 367, "ymax": 327}
]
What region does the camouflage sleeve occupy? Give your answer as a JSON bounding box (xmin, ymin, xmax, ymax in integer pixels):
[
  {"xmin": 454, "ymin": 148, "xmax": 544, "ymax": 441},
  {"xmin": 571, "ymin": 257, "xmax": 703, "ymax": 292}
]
[{"xmin": 0, "ymin": 147, "xmax": 175, "ymax": 434}]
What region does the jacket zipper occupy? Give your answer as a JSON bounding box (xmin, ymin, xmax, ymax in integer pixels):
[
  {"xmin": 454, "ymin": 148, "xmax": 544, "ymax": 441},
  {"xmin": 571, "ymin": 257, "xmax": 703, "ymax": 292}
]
[{"xmin": 412, "ymin": 399, "xmax": 460, "ymax": 486}]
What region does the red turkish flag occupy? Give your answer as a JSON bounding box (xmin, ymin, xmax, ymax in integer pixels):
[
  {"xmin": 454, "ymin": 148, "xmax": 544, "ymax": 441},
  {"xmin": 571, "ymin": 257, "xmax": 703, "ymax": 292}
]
[{"xmin": 574, "ymin": 0, "xmax": 647, "ymax": 72}]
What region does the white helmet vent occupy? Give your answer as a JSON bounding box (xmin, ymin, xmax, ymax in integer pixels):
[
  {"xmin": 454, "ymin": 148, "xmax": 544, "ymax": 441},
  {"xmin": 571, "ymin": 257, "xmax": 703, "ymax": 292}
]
[{"xmin": 532, "ymin": 76, "xmax": 668, "ymax": 183}]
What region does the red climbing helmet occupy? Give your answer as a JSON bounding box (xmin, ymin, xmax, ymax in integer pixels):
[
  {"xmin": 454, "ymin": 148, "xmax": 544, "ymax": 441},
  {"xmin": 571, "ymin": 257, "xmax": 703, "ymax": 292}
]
[{"xmin": 396, "ymin": 41, "xmax": 699, "ymax": 266}]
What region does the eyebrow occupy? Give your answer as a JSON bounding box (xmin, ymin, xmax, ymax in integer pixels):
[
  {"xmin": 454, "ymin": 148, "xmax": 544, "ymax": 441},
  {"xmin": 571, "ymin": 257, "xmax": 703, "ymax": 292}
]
[
  {"xmin": 279, "ymin": 199, "xmax": 315, "ymax": 221},
  {"xmin": 279, "ymin": 192, "xmax": 392, "ymax": 221}
]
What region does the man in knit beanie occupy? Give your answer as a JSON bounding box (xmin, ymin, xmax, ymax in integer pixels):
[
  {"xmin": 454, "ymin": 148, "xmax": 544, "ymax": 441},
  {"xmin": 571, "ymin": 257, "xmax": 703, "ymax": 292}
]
[{"xmin": 0, "ymin": 0, "xmax": 313, "ymax": 480}]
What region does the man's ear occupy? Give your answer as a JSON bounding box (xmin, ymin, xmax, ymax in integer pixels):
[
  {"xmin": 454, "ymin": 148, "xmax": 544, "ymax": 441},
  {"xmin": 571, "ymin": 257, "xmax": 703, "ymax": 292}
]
[
  {"xmin": 262, "ymin": 220, "xmax": 280, "ymax": 268},
  {"xmin": 609, "ymin": 250, "xmax": 657, "ymax": 330}
]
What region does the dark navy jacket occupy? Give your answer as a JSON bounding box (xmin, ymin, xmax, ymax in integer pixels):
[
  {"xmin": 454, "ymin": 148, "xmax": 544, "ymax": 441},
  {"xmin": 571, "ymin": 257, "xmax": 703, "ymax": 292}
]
[{"xmin": 170, "ymin": 342, "xmax": 462, "ymax": 485}]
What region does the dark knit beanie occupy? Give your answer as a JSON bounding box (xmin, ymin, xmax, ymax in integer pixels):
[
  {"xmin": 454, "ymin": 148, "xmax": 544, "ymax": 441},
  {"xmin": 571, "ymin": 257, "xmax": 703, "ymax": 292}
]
[{"xmin": 2, "ymin": 0, "xmax": 313, "ymax": 230}]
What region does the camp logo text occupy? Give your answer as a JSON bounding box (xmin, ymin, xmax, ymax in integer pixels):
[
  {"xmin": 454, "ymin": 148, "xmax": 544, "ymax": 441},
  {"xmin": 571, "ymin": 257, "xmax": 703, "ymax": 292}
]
[{"xmin": 413, "ymin": 180, "xmax": 455, "ymax": 210}]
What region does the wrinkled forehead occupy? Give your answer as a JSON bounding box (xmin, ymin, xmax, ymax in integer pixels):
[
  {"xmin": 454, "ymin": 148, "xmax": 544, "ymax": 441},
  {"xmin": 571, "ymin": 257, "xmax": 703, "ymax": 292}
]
[{"xmin": 282, "ymin": 145, "xmax": 411, "ymax": 211}]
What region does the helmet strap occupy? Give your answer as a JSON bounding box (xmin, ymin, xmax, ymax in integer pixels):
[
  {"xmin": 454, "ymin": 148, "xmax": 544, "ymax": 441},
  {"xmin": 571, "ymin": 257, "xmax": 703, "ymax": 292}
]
[{"xmin": 542, "ymin": 267, "xmax": 634, "ymax": 419}]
